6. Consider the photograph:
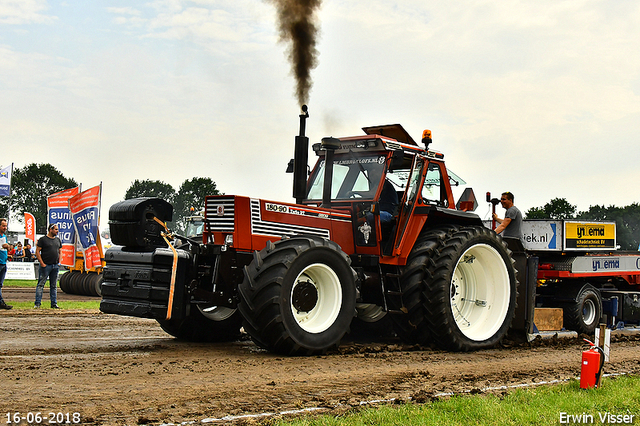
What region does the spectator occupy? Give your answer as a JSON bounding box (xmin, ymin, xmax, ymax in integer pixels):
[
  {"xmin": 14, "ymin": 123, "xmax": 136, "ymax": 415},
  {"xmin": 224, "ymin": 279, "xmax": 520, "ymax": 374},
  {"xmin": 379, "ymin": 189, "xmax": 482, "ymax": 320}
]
[
  {"xmin": 0, "ymin": 218, "xmax": 12, "ymax": 309},
  {"xmin": 13, "ymin": 242, "xmax": 24, "ymax": 261},
  {"xmin": 34, "ymin": 224, "xmax": 63, "ymax": 309},
  {"xmin": 493, "ymin": 191, "xmax": 523, "ymax": 239},
  {"xmin": 23, "ymin": 243, "xmax": 34, "ymax": 262}
]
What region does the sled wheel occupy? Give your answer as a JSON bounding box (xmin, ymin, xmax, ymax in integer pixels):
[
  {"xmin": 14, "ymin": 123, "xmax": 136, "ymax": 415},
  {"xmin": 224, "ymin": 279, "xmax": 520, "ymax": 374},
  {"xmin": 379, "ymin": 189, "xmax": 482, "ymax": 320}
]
[
  {"xmin": 424, "ymin": 226, "xmax": 518, "ymax": 351},
  {"xmin": 69, "ymin": 272, "xmax": 84, "ymax": 295},
  {"xmin": 390, "ymin": 226, "xmax": 453, "ymax": 345},
  {"xmin": 81, "ymin": 273, "xmax": 95, "ymax": 296},
  {"xmin": 238, "ymin": 237, "xmax": 357, "ymax": 356},
  {"xmin": 92, "ymin": 274, "xmax": 104, "ymax": 297},
  {"xmin": 563, "ymin": 284, "xmax": 601, "ymax": 335},
  {"xmin": 157, "ymin": 305, "xmax": 243, "ymax": 342},
  {"xmin": 59, "ymin": 270, "xmax": 71, "ymax": 294}
]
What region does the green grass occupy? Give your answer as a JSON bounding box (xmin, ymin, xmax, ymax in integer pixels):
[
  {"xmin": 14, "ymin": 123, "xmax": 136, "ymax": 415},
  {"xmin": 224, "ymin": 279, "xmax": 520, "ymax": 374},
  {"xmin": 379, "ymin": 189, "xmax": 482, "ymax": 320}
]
[
  {"xmin": 3, "ymin": 279, "xmax": 38, "ymax": 287},
  {"xmin": 5, "ymin": 300, "xmax": 101, "ymax": 310},
  {"xmin": 274, "ymin": 375, "xmax": 640, "ymax": 426},
  {"xmin": 2, "ymin": 279, "xmax": 99, "ymax": 310}
]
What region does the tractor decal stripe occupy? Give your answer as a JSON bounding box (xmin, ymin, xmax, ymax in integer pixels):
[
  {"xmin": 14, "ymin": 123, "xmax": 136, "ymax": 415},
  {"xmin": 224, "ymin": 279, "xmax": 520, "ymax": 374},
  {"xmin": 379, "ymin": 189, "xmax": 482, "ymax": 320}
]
[
  {"xmin": 251, "ymin": 199, "xmax": 331, "ymax": 239},
  {"xmin": 263, "ymin": 201, "xmax": 351, "ymax": 222}
]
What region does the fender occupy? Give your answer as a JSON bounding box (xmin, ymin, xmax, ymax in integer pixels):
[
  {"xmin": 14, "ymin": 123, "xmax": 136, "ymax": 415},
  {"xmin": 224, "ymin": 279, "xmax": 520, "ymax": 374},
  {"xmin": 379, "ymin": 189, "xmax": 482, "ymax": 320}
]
[{"xmin": 421, "ymin": 205, "xmax": 484, "ymax": 228}]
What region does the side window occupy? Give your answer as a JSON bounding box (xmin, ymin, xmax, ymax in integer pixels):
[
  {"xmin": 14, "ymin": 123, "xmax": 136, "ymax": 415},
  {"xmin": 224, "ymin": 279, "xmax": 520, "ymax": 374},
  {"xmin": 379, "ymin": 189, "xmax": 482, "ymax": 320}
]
[
  {"xmin": 307, "ymin": 161, "xmax": 350, "ymax": 200},
  {"xmin": 405, "ymin": 158, "xmax": 424, "ymax": 206},
  {"xmin": 422, "ymin": 163, "xmax": 446, "ymax": 206}
]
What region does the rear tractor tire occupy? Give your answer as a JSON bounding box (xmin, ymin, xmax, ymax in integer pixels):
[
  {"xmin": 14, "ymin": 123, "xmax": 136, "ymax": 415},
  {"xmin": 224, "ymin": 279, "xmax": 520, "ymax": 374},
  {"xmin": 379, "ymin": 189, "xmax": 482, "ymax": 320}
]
[
  {"xmin": 424, "ymin": 226, "xmax": 518, "ymax": 351},
  {"xmin": 238, "ymin": 237, "xmax": 357, "ymax": 356},
  {"xmin": 390, "ymin": 226, "xmax": 453, "ymax": 345}
]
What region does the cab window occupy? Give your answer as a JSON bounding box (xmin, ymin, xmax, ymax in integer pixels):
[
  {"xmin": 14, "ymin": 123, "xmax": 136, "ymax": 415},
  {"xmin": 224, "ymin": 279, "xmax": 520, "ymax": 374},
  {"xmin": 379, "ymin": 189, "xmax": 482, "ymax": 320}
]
[
  {"xmin": 422, "ymin": 162, "xmax": 447, "ymax": 206},
  {"xmin": 306, "ymin": 155, "xmax": 386, "ymax": 200}
]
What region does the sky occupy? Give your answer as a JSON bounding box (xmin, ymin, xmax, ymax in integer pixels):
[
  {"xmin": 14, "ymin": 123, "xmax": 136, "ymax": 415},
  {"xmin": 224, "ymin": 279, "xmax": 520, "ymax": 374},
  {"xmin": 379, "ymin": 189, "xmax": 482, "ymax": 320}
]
[{"xmin": 2, "ymin": 0, "xmax": 640, "ymax": 230}]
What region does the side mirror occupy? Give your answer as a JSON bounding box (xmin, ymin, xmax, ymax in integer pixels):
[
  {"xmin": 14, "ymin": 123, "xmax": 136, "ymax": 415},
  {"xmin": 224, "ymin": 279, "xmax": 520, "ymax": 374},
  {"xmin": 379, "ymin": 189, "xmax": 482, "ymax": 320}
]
[{"xmin": 456, "ymin": 188, "xmax": 478, "ymax": 212}]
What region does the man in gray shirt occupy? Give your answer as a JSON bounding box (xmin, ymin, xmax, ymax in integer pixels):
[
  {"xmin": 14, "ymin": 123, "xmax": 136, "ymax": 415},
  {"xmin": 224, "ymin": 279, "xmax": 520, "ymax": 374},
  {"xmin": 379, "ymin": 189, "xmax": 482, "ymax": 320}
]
[{"xmin": 493, "ymin": 192, "xmax": 522, "ymax": 239}]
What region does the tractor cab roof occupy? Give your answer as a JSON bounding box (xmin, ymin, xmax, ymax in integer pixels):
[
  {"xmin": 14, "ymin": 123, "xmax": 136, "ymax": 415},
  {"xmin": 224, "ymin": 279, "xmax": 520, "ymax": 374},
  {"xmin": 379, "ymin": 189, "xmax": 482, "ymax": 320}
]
[
  {"xmin": 362, "ymin": 124, "xmax": 418, "ymax": 146},
  {"xmin": 312, "ymin": 124, "xmax": 443, "ymax": 161}
]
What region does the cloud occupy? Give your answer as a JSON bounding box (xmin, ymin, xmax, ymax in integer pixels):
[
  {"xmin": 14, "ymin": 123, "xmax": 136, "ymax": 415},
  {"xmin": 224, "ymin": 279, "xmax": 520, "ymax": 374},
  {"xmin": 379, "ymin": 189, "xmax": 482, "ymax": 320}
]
[
  {"xmin": 107, "ymin": 1, "xmax": 274, "ymax": 53},
  {"xmin": 0, "ymin": 0, "xmax": 57, "ymax": 24}
]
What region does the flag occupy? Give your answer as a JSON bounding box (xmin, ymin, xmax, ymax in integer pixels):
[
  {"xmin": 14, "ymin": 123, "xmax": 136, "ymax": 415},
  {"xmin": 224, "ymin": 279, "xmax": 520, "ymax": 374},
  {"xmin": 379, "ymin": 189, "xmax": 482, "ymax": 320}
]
[
  {"xmin": 47, "ymin": 186, "xmax": 80, "ymax": 266},
  {"xmin": 0, "ymin": 164, "xmax": 12, "ymax": 197},
  {"xmin": 24, "ymin": 212, "xmax": 36, "ymax": 244},
  {"xmin": 69, "ymin": 185, "xmax": 101, "ymax": 270}
]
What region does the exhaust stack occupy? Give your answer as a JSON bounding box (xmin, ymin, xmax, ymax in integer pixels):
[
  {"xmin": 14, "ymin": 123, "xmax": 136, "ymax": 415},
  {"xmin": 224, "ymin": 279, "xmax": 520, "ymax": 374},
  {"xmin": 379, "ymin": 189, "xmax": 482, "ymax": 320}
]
[
  {"xmin": 292, "ymin": 105, "xmax": 309, "ymax": 204},
  {"xmin": 320, "ymin": 137, "xmax": 340, "ymax": 208}
]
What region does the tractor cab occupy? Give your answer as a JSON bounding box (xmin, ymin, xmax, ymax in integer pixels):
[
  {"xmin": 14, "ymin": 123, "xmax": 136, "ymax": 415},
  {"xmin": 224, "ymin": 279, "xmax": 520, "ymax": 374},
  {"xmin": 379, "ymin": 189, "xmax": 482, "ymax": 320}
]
[{"xmin": 303, "ymin": 125, "xmax": 462, "ymax": 260}]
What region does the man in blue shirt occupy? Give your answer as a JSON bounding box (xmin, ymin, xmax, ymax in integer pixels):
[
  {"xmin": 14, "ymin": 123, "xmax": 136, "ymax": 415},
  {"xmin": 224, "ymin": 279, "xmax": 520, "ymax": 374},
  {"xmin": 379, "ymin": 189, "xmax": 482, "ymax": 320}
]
[{"xmin": 0, "ymin": 218, "xmax": 13, "ymax": 309}]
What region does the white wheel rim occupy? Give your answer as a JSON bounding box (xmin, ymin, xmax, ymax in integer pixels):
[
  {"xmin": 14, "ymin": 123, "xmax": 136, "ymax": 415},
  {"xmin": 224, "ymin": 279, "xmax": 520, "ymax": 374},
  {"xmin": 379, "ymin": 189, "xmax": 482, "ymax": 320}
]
[
  {"xmin": 198, "ymin": 305, "xmax": 236, "ymax": 321},
  {"xmin": 449, "ymin": 243, "xmax": 511, "ymax": 342},
  {"xmin": 582, "ymin": 298, "xmax": 597, "ymax": 326},
  {"xmin": 291, "ymin": 263, "xmax": 342, "ymax": 334}
]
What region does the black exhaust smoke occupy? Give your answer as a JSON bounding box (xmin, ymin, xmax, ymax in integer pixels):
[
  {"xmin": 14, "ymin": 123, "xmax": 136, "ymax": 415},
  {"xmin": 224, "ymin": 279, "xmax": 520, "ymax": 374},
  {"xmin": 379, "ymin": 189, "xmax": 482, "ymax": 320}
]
[{"xmin": 267, "ymin": 0, "xmax": 321, "ymax": 105}]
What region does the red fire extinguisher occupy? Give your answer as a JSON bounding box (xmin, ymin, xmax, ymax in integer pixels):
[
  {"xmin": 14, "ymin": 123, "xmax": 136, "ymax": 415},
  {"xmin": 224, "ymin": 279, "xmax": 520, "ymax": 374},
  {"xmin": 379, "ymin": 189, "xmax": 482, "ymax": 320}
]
[{"xmin": 580, "ymin": 339, "xmax": 605, "ymax": 389}]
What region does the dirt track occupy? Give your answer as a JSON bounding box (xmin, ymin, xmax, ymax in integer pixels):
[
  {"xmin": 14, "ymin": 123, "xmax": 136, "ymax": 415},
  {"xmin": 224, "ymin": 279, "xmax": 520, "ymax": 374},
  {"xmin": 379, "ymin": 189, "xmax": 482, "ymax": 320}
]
[{"xmin": 1, "ymin": 300, "xmax": 640, "ymax": 425}]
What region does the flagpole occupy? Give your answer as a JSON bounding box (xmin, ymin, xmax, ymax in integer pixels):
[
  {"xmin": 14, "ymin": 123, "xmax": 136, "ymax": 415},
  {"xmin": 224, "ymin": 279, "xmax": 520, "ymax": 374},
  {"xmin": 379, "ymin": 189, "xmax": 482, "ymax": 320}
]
[
  {"xmin": 7, "ymin": 163, "xmax": 13, "ymax": 226},
  {"xmin": 98, "ymin": 182, "xmax": 102, "ymax": 226}
]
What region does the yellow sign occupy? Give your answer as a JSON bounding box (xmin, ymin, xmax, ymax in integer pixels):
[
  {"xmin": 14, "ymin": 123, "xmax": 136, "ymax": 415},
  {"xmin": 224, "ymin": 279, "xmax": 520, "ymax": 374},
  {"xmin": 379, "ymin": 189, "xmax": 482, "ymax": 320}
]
[{"xmin": 564, "ymin": 222, "xmax": 616, "ymax": 250}]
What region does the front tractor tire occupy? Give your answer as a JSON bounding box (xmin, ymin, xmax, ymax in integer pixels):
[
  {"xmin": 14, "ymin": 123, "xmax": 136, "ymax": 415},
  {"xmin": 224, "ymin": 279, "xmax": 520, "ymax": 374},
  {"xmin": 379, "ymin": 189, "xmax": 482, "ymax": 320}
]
[
  {"xmin": 424, "ymin": 226, "xmax": 518, "ymax": 351},
  {"xmin": 238, "ymin": 237, "xmax": 357, "ymax": 356},
  {"xmin": 157, "ymin": 304, "xmax": 243, "ymax": 342}
]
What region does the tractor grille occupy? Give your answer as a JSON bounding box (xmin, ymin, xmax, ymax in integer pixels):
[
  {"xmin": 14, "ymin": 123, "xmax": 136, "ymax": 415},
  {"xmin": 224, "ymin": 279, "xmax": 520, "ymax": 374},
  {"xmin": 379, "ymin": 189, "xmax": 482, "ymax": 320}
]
[{"xmin": 205, "ymin": 196, "xmax": 235, "ymax": 232}]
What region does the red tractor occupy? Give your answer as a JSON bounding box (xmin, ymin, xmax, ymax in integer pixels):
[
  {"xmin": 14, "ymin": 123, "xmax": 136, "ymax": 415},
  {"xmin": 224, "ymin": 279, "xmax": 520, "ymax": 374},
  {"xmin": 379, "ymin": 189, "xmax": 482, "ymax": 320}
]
[{"xmin": 102, "ymin": 106, "xmax": 518, "ymax": 355}]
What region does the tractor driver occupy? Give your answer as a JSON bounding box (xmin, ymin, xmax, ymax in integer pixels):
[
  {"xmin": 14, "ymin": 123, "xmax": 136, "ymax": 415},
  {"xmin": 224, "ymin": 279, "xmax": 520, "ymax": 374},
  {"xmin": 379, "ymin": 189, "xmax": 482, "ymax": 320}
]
[{"xmin": 378, "ymin": 179, "xmax": 399, "ymax": 223}]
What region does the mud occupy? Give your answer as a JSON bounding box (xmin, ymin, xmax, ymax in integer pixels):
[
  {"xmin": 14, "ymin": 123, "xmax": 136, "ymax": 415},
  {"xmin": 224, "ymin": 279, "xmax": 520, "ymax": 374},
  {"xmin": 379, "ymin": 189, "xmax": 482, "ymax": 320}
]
[
  {"xmin": 1, "ymin": 287, "xmax": 99, "ymax": 304},
  {"xmin": 1, "ymin": 302, "xmax": 639, "ymax": 425}
]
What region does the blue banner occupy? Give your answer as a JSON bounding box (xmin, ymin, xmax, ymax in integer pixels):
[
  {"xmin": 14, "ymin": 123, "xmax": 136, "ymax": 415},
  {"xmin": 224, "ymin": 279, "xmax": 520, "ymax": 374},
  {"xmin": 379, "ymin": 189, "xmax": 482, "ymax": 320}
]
[
  {"xmin": 48, "ymin": 207, "xmax": 75, "ymax": 245},
  {"xmin": 0, "ymin": 165, "xmax": 11, "ymax": 197},
  {"xmin": 69, "ymin": 185, "xmax": 101, "ymax": 270},
  {"xmin": 47, "ymin": 186, "xmax": 80, "ymax": 266}
]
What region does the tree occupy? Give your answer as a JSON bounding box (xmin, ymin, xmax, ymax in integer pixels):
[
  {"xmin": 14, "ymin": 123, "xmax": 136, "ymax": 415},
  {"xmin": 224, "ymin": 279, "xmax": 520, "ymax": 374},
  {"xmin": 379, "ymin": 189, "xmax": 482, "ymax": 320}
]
[
  {"xmin": 525, "ymin": 198, "xmax": 576, "ymax": 220},
  {"xmin": 174, "ymin": 178, "xmax": 221, "ymax": 233},
  {"xmin": 123, "ymin": 178, "xmax": 222, "ymax": 232},
  {"xmin": 0, "ymin": 163, "xmax": 78, "ymax": 234},
  {"xmin": 125, "ymin": 179, "xmax": 176, "ymax": 204},
  {"xmin": 524, "ymin": 206, "xmax": 547, "ymax": 219}
]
